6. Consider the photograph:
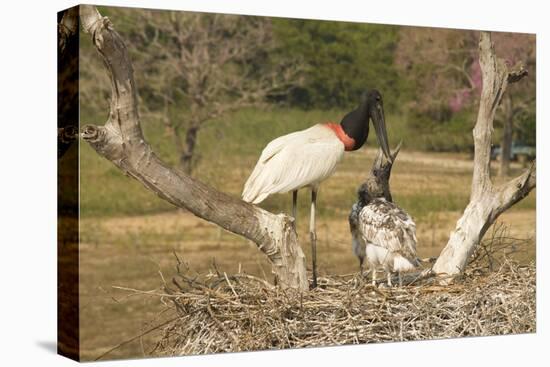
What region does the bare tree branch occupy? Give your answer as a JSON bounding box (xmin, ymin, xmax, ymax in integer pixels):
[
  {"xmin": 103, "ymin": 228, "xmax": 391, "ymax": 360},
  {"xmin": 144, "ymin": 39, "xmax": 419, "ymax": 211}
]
[
  {"xmin": 508, "ymin": 63, "xmax": 528, "ymax": 83},
  {"xmin": 432, "ymin": 32, "xmax": 536, "ymax": 281},
  {"xmin": 78, "ymin": 5, "xmax": 308, "ymax": 291}
]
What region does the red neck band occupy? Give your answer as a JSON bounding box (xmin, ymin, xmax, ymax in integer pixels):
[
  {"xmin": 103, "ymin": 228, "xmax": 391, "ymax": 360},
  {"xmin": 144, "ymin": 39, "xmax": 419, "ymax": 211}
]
[{"xmin": 324, "ymin": 123, "xmax": 355, "ymax": 151}]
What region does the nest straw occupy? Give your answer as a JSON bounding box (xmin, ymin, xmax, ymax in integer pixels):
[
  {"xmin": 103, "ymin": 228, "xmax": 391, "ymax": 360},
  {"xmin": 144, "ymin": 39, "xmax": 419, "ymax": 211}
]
[
  {"xmin": 95, "ymin": 229, "xmax": 535, "ymax": 360},
  {"xmin": 147, "ymin": 259, "xmax": 535, "ymax": 356}
]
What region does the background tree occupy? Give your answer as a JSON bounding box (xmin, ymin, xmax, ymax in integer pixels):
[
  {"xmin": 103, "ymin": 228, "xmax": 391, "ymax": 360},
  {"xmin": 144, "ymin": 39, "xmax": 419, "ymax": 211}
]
[
  {"xmin": 491, "ymin": 33, "xmax": 536, "ymax": 176},
  {"xmin": 273, "ymin": 19, "xmax": 402, "ymax": 110},
  {"xmin": 395, "ymin": 28, "xmax": 480, "ymax": 151},
  {"xmin": 395, "ymin": 28, "xmax": 535, "ymax": 157},
  {"xmin": 82, "ymin": 8, "xmax": 301, "ymax": 173}
]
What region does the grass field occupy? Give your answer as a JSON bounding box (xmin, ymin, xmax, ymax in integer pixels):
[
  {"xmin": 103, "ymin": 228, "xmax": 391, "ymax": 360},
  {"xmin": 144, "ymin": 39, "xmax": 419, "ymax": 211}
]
[{"xmin": 75, "ymin": 108, "xmax": 536, "ymax": 360}]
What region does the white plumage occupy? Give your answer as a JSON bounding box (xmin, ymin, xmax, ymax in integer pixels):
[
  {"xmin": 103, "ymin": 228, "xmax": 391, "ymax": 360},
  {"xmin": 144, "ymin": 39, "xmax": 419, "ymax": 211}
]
[
  {"xmin": 349, "ymin": 197, "xmax": 419, "ymax": 286},
  {"xmin": 242, "ymin": 124, "xmax": 345, "ymax": 203},
  {"xmin": 242, "ymin": 90, "xmax": 392, "ymax": 289}
]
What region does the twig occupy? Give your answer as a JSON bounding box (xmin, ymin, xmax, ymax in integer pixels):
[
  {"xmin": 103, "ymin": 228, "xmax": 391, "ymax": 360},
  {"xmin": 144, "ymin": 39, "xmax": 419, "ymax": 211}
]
[{"xmin": 94, "ymin": 316, "xmax": 180, "ymax": 361}]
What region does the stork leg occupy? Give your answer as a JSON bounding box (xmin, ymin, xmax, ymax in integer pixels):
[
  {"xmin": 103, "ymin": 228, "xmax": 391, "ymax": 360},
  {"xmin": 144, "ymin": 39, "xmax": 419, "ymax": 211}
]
[
  {"xmin": 292, "ymin": 190, "xmax": 298, "ymax": 228},
  {"xmin": 310, "ymin": 188, "xmax": 318, "ymax": 288},
  {"xmin": 398, "ymin": 272, "xmax": 403, "ymax": 287},
  {"xmin": 387, "ymin": 272, "xmax": 393, "ymax": 287},
  {"xmin": 372, "ymin": 268, "xmax": 377, "ymax": 286},
  {"xmin": 358, "ymin": 256, "xmax": 364, "ymax": 276}
]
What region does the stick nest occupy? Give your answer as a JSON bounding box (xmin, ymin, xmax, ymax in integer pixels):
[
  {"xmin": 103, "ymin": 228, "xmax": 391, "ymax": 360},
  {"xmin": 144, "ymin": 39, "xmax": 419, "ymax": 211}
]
[{"xmin": 149, "ymin": 257, "xmax": 535, "ymax": 356}]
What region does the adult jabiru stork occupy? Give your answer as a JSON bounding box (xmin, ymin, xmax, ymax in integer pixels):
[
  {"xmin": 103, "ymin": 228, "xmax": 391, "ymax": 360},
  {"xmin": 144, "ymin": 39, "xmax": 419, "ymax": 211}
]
[{"xmin": 242, "ymin": 89, "xmax": 391, "ymax": 288}]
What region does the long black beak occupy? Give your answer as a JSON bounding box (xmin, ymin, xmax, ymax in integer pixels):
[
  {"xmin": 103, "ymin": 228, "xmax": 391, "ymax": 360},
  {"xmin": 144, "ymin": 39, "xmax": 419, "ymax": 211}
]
[{"xmin": 371, "ymin": 102, "xmax": 392, "ymax": 162}]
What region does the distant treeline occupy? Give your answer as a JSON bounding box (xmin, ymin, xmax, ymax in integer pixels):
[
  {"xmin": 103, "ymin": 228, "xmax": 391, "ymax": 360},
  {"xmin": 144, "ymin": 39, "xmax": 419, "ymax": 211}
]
[
  {"xmin": 271, "ymin": 19, "xmax": 402, "ymax": 110},
  {"xmin": 81, "ymin": 7, "xmax": 536, "ymax": 153}
]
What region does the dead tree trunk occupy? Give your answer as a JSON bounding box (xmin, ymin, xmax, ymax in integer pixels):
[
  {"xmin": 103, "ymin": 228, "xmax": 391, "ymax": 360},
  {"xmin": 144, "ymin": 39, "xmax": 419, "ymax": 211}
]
[
  {"xmin": 180, "ymin": 123, "xmax": 200, "ymax": 174},
  {"xmin": 78, "ymin": 5, "xmax": 308, "ymax": 291},
  {"xmin": 432, "ymin": 32, "xmax": 535, "ymax": 281}
]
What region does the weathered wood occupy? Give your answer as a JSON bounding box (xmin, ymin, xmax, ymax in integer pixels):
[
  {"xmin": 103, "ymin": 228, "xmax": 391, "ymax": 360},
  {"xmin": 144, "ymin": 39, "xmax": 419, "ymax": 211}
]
[
  {"xmin": 78, "ymin": 5, "xmax": 308, "ymax": 291},
  {"xmin": 432, "ymin": 32, "xmax": 535, "ymax": 281}
]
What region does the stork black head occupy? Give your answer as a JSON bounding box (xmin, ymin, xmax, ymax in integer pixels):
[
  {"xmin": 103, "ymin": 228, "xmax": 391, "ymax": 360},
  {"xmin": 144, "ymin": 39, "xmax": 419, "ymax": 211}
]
[{"xmin": 340, "ymin": 89, "xmax": 392, "ymax": 161}]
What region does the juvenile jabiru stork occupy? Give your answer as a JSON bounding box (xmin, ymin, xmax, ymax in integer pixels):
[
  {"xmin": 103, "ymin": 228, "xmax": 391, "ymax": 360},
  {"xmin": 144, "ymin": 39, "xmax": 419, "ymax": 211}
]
[
  {"xmin": 242, "ymin": 89, "xmax": 391, "ymax": 288},
  {"xmin": 349, "ymin": 149, "xmax": 420, "ymax": 287}
]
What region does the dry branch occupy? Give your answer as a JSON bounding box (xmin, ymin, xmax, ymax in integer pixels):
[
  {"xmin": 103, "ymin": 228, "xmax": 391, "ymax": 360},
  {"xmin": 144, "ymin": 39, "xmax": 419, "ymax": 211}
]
[
  {"xmin": 78, "ymin": 5, "xmax": 308, "ymax": 290},
  {"xmin": 432, "ymin": 32, "xmax": 535, "ymax": 280}
]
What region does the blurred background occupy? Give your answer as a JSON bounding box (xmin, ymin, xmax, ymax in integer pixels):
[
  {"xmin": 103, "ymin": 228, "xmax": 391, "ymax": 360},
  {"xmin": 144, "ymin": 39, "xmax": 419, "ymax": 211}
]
[{"xmin": 74, "ymin": 6, "xmax": 536, "ymax": 359}]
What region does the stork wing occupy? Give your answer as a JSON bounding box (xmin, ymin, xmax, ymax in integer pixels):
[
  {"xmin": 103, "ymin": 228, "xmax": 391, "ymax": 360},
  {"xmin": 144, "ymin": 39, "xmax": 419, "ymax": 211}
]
[
  {"xmin": 242, "ymin": 125, "xmax": 344, "ymax": 203},
  {"xmin": 358, "ymin": 199, "xmax": 417, "ymax": 262},
  {"xmin": 257, "ymin": 129, "xmax": 309, "ymax": 164},
  {"xmin": 349, "ymin": 202, "xmax": 366, "ymax": 260}
]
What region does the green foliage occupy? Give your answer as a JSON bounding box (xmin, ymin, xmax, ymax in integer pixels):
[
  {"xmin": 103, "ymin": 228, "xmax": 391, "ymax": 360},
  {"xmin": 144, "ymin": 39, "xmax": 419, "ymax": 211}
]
[
  {"xmin": 273, "ymin": 18, "xmax": 402, "ymax": 110},
  {"xmin": 518, "ymin": 115, "xmax": 537, "ymax": 146},
  {"xmin": 406, "ymin": 109, "xmax": 476, "ymax": 152},
  {"xmin": 516, "ymin": 111, "xmax": 536, "ymax": 146}
]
